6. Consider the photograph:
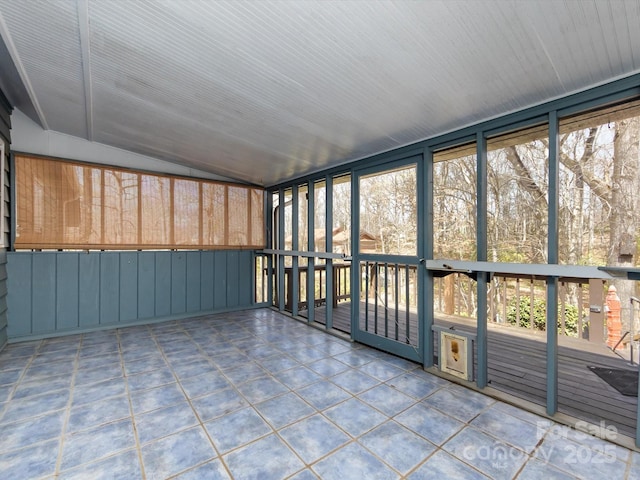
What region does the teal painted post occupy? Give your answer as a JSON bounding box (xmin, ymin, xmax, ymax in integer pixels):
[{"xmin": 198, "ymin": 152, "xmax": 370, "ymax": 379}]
[
  {"xmin": 325, "ymin": 175, "xmax": 334, "ymax": 330},
  {"xmin": 291, "ymin": 184, "xmax": 299, "ymax": 316},
  {"xmin": 637, "ymin": 347, "xmax": 640, "ymax": 447},
  {"xmin": 350, "ymin": 172, "xmax": 359, "ymax": 338},
  {"xmin": 546, "ymin": 278, "xmax": 559, "ymax": 415},
  {"xmin": 266, "ymin": 192, "xmax": 274, "ymax": 306},
  {"xmin": 278, "ymin": 189, "xmax": 285, "ymax": 311},
  {"xmin": 307, "ymin": 180, "xmax": 315, "ymax": 323},
  {"xmin": 547, "ymin": 111, "xmax": 559, "ymax": 415},
  {"xmin": 476, "ymin": 132, "xmax": 488, "ymax": 388},
  {"xmin": 422, "ymin": 148, "xmax": 434, "ymax": 368}
]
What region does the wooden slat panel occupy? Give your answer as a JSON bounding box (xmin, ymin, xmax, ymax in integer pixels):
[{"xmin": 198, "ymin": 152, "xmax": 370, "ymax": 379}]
[
  {"xmin": 99, "ymin": 252, "xmax": 119, "ymax": 324},
  {"xmin": 171, "ymin": 252, "xmax": 186, "ymax": 314},
  {"xmin": 56, "ymin": 253, "xmax": 79, "ymax": 330},
  {"xmin": 138, "ymin": 252, "xmax": 155, "ymax": 319},
  {"xmin": 0, "ymin": 295, "xmax": 7, "ymax": 316},
  {"xmin": 32, "ymin": 254, "xmax": 56, "ymax": 334},
  {"xmin": 0, "ymin": 118, "xmax": 10, "ymax": 144},
  {"xmin": 78, "ymin": 253, "xmax": 100, "ymax": 327},
  {"xmin": 14, "ymin": 154, "xmax": 265, "ymax": 250},
  {"xmin": 186, "ymin": 251, "xmax": 201, "ymax": 313},
  {"xmin": 119, "ymin": 252, "xmax": 138, "ymax": 321}
]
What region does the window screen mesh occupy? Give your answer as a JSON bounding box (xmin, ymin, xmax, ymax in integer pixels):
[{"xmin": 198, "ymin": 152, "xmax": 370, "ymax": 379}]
[{"xmin": 15, "ymin": 155, "xmax": 265, "ymax": 250}]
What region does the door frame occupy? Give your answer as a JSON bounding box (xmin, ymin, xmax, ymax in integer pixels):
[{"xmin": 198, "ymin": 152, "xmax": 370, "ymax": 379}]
[{"xmin": 350, "ymin": 154, "xmax": 425, "ymax": 362}]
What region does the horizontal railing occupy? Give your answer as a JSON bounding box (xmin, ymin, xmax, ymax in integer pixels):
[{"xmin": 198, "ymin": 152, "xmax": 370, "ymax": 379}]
[
  {"xmin": 433, "ymin": 272, "xmax": 604, "ymax": 342},
  {"xmin": 265, "ymin": 262, "xmax": 351, "ymax": 312},
  {"xmin": 264, "ymin": 254, "xmax": 629, "ymax": 346}
]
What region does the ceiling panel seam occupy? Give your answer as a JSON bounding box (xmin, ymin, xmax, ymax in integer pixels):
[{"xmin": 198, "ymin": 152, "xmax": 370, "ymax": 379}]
[{"xmin": 77, "ymin": 0, "xmax": 93, "ymax": 140}]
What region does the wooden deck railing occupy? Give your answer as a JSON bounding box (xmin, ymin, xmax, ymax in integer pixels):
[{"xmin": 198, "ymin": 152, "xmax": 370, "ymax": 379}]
[
  {"xmin": 262, "ymin": 257, "xmax": 611, "ymax": 344},
  {"xmin": 434, "ymin": 273, "xmax": 606, "ymax": 342}
]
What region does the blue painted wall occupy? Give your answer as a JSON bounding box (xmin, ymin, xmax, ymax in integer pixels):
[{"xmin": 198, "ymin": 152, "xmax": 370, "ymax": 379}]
[{"xmin": 6, "ymin": 250, "xmax": 255, "ymax": 341}]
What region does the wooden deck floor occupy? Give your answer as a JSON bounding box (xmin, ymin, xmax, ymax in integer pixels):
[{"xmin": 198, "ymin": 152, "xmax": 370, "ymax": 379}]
[{"xmin": 302, "ymin": 301, "xmax": 639, "ymax": 438}]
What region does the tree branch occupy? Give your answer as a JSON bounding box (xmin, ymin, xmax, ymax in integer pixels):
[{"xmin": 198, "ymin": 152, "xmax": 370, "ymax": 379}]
[{"xmin": 504, "ymin": 146, "xmax": 548, "ymax": 207}]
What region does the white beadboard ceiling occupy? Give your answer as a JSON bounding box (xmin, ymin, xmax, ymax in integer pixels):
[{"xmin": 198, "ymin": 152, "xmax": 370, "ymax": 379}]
[{"xmin": 0, "ymin": 0, "xmax": 639, "ymax": 186}]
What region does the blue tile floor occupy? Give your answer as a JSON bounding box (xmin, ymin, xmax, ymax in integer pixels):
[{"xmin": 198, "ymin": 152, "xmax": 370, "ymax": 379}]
[{"xmin": 0, "ymin": 308, "xmax": 637, "ymax": 479}]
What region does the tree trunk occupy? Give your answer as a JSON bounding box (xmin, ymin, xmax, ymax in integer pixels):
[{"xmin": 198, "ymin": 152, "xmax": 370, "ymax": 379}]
[{"xmin": 608, "ymin": 118, "xmax": 640, "ymax": 325}]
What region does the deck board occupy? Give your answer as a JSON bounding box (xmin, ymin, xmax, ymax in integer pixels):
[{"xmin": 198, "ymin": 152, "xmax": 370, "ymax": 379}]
[{"xmin": 303, "ymin": 301, "xmax": 639, "ymax": 437}]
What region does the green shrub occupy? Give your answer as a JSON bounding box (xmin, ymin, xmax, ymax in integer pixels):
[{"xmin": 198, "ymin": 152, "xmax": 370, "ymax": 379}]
[{"xmin": 506, "ymin": 296, "xmax": 581, "ymax": 336}]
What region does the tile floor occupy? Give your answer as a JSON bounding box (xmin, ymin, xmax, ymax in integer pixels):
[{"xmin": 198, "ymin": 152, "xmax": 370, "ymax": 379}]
[{"xmin": 0, "ymin": 308, "xmax": 637, "ymax": 479}]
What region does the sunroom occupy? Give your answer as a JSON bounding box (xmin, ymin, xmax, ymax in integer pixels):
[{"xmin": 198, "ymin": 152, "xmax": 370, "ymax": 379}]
[{"xmin": 0, "ymin": 1, "xmax": 640, "ymax": 479}]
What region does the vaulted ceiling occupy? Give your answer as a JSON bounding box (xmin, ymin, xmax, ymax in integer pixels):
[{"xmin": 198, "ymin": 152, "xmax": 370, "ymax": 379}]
[{"xmin": 1, "ymin": 0, "xmax": 639, "ymax": 186}]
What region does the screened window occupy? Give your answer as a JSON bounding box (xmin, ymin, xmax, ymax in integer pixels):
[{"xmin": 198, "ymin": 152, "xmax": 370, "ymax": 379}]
[
  {"xmin": 558, "ymin": 100, "xmax": 640, "ymax": 266},
  {"xmin": 487, "ymin": 124, "xmax": 549, "ymax": 263},
  {"xmin": 433, "ymin": 143, "xmax": 477, "ymax": 261},
  {"xmin": 359, "ymin": 165, "xmax": 417, "ymax": 256},
  {"xmin": 15, "ymin": 155, "xmax": 265, "ymax": 249}
]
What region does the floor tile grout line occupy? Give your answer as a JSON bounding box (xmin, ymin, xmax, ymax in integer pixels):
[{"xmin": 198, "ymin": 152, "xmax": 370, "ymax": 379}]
[
  {"xmin": 0, "ymin": 339, "xmax": 43, "ymax": 423},
  {"xmin": 186, "ymin": 318, "xmax": 359, "ymax": 475},
  {"xmin": 149, "ymin": 321, "xmax": 233, "ymax": 480},
  {"xmin": 118, "ymin": 326, "xmax": 148, "ymax": 480},
  {"xmin": 53, "ymin": 333, "xmax": 81, "ymax": 476}
]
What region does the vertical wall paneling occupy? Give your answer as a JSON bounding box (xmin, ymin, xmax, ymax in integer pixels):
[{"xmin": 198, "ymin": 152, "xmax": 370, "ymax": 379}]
[
  {"xmin": 0, "ymin": 251, "xmax": 7, "ymax": 326},
  {"xmin": 6, "ymin": 250, "xmax": 256, "ymax": 340},
  {"xmin": 213, "ymin": 251, "xmax": 227, "ymax": 309},
  {"xmin": 240, "ymin": 250, "xmax": 252, "ymax": 307},
  {"xmin": 6, "ymin": 253, "xmax": 30, "ymax": 337},
  {"xmin": 186, "ymin": 251, "xmax": 201, "ymax": 312},
  {"xmin": 138, "ymin": 252, "xmax": 155, "ymax": 319},
  {"xmin": 200, "ymin": 251, "xmax": 214, "ymax": 311},
  {"xmin": 0, "ymin": 88, "xmax": 10, "ymax": 349},
  {"xmin": 31, "ymin": 254, "xmax": 56, "ymax": 334},
  {"xmin": 56, "ymin": 253, "xmax": 79, "ymax": 330},
  {"xmin": 0, "ymin": 252, "xmax": 6, "ymax": 347},
  {"xmin": 78, "ymin": 253, "xmax": 100, "ymax": 327},
  {"xmin": 226, "ymin": 250, "xmax": 239, "ymax": 307},
  {"xmin": 171, "ymin": 252, "xmax": 186, "ymax": 314},
  {"xmin": 155, "ymin": 251, "xmax": 171, "ymax": 316},
  {"xmin": 99, "ymin": 252, "xmax": 120, "ymax": 324},
  {"xmin": 119, "ymin": 252, "xmax": 138, "ymax": 321}
]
